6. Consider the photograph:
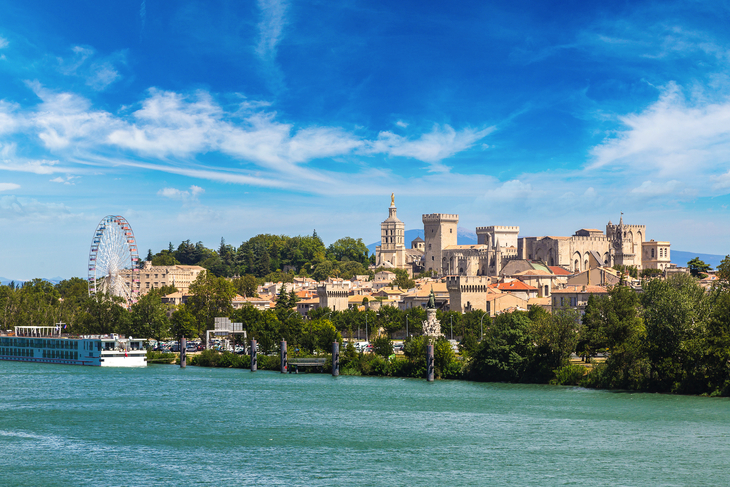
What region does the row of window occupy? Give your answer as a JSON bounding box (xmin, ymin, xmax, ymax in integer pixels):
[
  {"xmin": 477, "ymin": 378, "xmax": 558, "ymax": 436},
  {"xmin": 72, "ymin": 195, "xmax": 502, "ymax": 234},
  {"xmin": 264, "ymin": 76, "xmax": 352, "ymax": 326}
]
[
  {"xmin": 0, "ymin": 338, "xmax": 79, "ymax": 350},
  {"xmin": 0, "ymin": 348, "xmax": 78, "ymax": 360},
  {"xmin": 553, "ymin": 297, "xmax": 578, "ymax": 307}
]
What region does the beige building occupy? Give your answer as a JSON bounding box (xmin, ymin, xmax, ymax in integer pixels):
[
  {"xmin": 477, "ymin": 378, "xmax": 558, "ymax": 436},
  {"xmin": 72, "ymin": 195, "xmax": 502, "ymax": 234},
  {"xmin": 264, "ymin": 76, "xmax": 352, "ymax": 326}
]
[
  {"xmin": 135, "ymin": 262, "xmax": 206, "ymax": 294},
  {"xmin": 642, "ymin": 240, "xmax": 671, "ymax": 270},
  {"xmin": 446, "ymin": 275, "xmax": 491, "ymax": 313},
  {"xmin": 518, "ymin": 216, "xmax": 669, "ymax": 273},
  {"xmin": 423, "ymin": 213, "xmax": 458, "ymax": 275},
  {"xmin": 551, "ymin": 285, "xmax": 609, "ymax": 314},
  {"xmin": 375, "ymin": 194, "xmax": 424, "ymax": 276},
  {"xmin": 316, "ymin": 282, "xmax": 350, "ymax": 312}
]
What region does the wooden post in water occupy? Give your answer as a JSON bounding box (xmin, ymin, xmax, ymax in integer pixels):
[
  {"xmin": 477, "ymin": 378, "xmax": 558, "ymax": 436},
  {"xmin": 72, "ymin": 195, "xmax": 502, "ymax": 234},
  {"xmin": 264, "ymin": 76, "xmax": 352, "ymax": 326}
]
[
  {"xmin": 280, "ymin": 340, "xmax": 287, "ymax": 373},
  {"xmin": 251, "ymin": 339, "xmax": 257, "ymax": 372},
  {"xmin": 180, "ymin": 337, "xmax": 187, "ymax": 368},
  {"xmin": 426, "ymin": 344, "xmax": 434, "ymax": 382},
  {"xmin": 332, "ymin": 341, "xmax": 340, "ymax": 376}
]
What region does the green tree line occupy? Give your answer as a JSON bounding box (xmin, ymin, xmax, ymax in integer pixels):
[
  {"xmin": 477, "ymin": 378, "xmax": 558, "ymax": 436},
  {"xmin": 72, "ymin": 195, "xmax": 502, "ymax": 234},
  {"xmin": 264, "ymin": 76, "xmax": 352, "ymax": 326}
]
[{"xmin": 147, "ymin": 231, "xmax": 374, "ymax": 281}]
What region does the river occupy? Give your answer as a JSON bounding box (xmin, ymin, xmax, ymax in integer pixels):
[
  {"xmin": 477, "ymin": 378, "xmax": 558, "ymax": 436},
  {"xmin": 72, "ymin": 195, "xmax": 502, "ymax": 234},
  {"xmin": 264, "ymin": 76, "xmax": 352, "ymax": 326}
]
[{"xmin": 1, "ymin": 361, "xmax": 728, "ymax": 486}]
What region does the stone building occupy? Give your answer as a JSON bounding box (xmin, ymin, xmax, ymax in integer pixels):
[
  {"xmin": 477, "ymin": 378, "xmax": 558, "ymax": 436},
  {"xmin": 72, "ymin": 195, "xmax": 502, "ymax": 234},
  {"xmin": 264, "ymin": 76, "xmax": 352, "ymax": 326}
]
[
  {"xmin": 641, "ymin": 240, "xmax": 671, "ymax": 270},
  {"xmin": 446, "ymin": 275, "xmax": 491, "ymax": 313},
  {"xmin": 374, "ymin": 194, "xmax": 424, "ymax": 276},
  {"xmin": 422, "ymin": 213, "xmax": 458, "ymax": 275},
  {"xmin": 518, "ymin": 215, "xmax": 669, "ymax": 273},
  {"xmin": 316, "ymin": 282, "xmax": 350, "ymax": 312},
  {"xmin": 131, "ymin": 262, "xmax": 206, "ymax": 295}
]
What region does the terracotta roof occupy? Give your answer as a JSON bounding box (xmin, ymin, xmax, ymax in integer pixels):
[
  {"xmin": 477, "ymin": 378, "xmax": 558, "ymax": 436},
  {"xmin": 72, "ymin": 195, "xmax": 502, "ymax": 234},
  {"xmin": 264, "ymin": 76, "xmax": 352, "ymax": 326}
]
[
  {"xmin": 490, "ymin": 281, "xmax": 538, "ymax": 291},
  {"xmin": 528, "ymin": 297, "xmax": 551, "ymax": 306},
  {"xmin": 549, "ymin": 266, "xmax": 572, "ymax": 275}
]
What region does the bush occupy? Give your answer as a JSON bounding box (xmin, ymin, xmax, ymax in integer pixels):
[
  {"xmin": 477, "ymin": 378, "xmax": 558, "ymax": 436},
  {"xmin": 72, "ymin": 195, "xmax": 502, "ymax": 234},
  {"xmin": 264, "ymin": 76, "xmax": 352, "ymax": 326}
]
[
  {"xmin": 372, "ymin": 336, "xmax": 393, "ymax": 357},
  {"xmin": 550, "ymin": 364, "xmax": 586, "ymax": 385}
]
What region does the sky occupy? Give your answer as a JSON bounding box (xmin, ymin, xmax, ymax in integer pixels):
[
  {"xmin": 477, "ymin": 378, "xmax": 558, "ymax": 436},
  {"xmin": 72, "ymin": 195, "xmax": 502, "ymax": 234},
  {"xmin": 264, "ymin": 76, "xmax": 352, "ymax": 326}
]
[{"xmin": 1, "ymin": 0, "xmax": 730, "ymax": 280}]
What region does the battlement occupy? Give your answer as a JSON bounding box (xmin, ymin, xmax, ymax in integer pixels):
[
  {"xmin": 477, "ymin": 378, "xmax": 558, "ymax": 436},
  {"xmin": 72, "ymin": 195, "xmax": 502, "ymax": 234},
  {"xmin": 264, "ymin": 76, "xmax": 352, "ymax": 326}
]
[
  {"xmin": 445, "ymin": 275, "xmax": 491, "ymax": 290},
  {"xmin": 476, "ymin": 226, "xmax": 519, "ymax": 232},
  {"xmin": 422, "ymin": 213, "xmax": 458, "ymax": 222}
]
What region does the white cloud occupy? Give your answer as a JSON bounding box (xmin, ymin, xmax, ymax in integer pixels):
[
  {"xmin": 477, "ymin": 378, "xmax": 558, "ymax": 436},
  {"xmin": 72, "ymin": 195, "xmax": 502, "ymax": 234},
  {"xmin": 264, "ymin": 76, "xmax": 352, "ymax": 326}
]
[
  {"xmin": 0, "ymin": 183, "xmax": 20, "ymax": 192},
  {"xmin": 484, "ymin": 179, "xmax": 534, "ymax": 201},
  {"xmin": 395, "ymin": 120, "xmax": 408, "ymax": 128},
  {"xmin": 49, "ymin": 175, "xmax": 78, "ymax": 185},
  {"xmin": 158, "ymin": 185, "xmax": 205, "ymax": 200},
  {"xmin": 590, "ymin": 82, "xmax": 730, "ymax": 181},
  {"xmin": 631, "ymin": 180, "xmax": 681, "ymax": 196},
  {"xmin": 29, "ymin": 82, "xmax": 121, "ymax": 150},
  {"xmin": 0, "ymin": 195, "xmax": 71, "ymax": 219},
  {"xmin": 57, "ymin": 46, "xmax": 124, "ymax": 91},
  {"xmin": 0, "ymin": 101, "xmax": 19, "ymax": 135},
  {"xmin": 0, "ymin": 37, "xmax": 8, "ymax": 49},
  {"xmin": 255, "ymin": 0, "xmax": 289, "ymax": 64},
  {"xmin": 368, "ymin": 124, "xmax": 495, "ymax": 171}
]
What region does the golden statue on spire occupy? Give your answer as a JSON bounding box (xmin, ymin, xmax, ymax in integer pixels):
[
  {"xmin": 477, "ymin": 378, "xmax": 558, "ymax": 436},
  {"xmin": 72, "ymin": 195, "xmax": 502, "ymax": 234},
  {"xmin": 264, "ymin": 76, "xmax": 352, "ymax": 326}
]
[{"xmin": 391, "ymin": 193, "xmax": 395, "ymax": 206}]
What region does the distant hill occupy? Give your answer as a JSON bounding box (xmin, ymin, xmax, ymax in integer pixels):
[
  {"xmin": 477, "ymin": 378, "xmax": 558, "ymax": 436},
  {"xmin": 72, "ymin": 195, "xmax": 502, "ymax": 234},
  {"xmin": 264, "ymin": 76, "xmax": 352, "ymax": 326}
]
[
  {"xmin": 0, "ymin": 277, "xmax": 64, "ymax": 287},
  {"xmin": 671, "ymin": 251, "xmax": 727, "ymax": 269},
  {"xmin": 367, "ymin": 227, "xmax": 478, "ymax": 256}
]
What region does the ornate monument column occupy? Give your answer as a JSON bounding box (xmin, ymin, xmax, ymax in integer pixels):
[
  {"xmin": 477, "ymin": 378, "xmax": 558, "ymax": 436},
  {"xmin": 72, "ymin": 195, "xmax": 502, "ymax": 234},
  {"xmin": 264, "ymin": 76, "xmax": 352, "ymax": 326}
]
[{"xmin": 422, "ymin": 287, "xmax": 442, "ymax": 339}]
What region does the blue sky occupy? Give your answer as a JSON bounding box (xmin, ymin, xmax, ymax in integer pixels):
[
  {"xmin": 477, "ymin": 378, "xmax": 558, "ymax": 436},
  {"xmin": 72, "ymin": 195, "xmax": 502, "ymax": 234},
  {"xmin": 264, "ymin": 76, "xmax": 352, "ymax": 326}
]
[{"xmin": 1, "ymin": 0, "xmax": 730, "ymax": 279}]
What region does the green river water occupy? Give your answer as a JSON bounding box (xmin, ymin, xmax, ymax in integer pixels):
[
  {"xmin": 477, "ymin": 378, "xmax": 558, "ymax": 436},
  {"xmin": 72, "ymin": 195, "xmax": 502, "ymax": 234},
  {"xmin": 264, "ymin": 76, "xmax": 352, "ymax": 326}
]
[{"xmin": 1, "ymin": 361, "xmax": 729, "ymax": 486}]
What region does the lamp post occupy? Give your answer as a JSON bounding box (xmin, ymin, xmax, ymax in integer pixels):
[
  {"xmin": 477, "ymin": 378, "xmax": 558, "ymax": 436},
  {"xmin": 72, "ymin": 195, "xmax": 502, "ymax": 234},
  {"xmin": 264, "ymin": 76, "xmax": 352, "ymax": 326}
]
[
  {"xmin": 365, "ymin": 314, "xmax": 368, "ymax": 343},
  {"xmin": 406, "ymin": 315, "xmax": 409, "ymax": 339},
  {"xmin": 480, "ymin": 312, "xmax": 488, "ymax": 341},
  {"xmin": 450, "ymin": 315, "xmax": 453, "ymax": 340}
]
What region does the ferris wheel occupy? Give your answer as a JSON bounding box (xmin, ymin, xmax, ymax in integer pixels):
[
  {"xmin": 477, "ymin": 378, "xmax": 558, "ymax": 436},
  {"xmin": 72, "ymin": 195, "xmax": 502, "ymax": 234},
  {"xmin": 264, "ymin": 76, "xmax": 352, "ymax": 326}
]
[{"xmin": 87, "ymin": 215, "xmax": 141, "ymax": 305}]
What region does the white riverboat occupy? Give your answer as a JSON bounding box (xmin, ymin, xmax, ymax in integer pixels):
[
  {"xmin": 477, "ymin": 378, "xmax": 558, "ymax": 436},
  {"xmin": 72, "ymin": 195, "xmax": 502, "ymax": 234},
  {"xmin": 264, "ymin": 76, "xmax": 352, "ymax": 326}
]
[{"xmin": 0, "ymin": 326, "xmax": 147, "ymax": 367}]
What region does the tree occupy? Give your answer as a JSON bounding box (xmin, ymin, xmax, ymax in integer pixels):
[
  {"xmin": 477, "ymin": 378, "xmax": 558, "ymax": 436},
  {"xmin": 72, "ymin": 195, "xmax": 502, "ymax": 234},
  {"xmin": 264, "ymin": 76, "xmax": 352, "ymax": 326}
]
[
  {"xmin": 186, "ymin": 271, "xmax": 236, "ymax": 340},
  {"xmin": 687, "ymin": 257, "xmax": 711, "ymax": 278},
  {"xmin": 128, "ymin": 291, "xmax": 170, "ymax": 342},
  {"xmin": 170, "ymin": 305, "xmax": 198, "ymax": 340},
  {"xmin": 372, "ymin": 335, "xmax": 393, "ymax": 357},
  {"xmin": 469, "ymin": 311, "xmax": 535, "ymax": 382},
  {"xmin": 391, "ymin": 269, "xmax": 415, "ymax": 290},
  {"xmin": 275, "ymin": 286, "xmax": 292, "ymax": 311},
  {"xmin": 717, "ymin": 255, "xmax": 730, "ymax": 286},
  {"xmin": 327, "ymin": 237, "xmax": 370, "ymax": 265},
  {"xmin": 233, "ymin": 275, "xmax": 258, "ymax": 297}
]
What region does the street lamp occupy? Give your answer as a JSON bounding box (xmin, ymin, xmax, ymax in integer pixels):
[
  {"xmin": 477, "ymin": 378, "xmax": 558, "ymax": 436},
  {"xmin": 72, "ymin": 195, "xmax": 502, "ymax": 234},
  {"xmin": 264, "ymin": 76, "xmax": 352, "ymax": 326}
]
[
  {"xmin": 480, "ymin": 312, "xmax": 488, "ymax": 341},
  {"xmin": 450, "ymin": 315, "xmax": 453, "ymax": 340},
  {"xmin": 406, "ymin": 315, "xmax": 409, "ymax": 339}
]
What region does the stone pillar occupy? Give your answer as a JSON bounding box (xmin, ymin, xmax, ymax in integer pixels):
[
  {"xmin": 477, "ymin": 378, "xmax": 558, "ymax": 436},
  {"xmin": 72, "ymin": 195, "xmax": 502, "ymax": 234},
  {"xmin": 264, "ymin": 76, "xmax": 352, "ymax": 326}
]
[
  {"xmin": 426, "ymin": 344, "xmax": 434, "ymax": 382},
  {"xmin": 332, "ymin": 342, "xmax": 340, "ymax": 377},
  {"xmin": 180, "ymin": 337, "xmax": 186, "ymax": 368},
  {"xmin": 251, "ymin": 339, "xmax": 257, "ymax": 372},
  {"xmin": 280, "ymin": 340, "xmax": 287, "ymax": 374}
]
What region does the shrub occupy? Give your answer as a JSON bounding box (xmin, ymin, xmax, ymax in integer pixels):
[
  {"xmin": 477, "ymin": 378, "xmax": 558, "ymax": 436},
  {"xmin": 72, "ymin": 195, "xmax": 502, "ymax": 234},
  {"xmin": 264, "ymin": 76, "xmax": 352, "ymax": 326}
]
[{"xmin": 550, "ymin": 364, "xmax": 586, "ymax": 385}]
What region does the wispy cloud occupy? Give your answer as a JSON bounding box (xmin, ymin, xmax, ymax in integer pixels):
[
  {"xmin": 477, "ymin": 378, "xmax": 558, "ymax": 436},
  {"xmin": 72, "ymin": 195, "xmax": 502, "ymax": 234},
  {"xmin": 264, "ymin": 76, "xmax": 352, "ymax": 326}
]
[
  {"xmin": 368, "ymin": 125, "xmax": 495, "ymax": 172},
  {"xmin": 0, "ymin": 183, "xmax": 20, "ymax": 192},
  {"xmin": 589, "ymin": 81, "xmax": 730, "ymax": 185},
  {"xmin": 0, "ymin": 37, "xmax": 8, "ymax": 49},
  {"xmin": 158, "ymin": 185, "xmax": 205, "ymax": 200},
  {"xmin": 50, "ymin": 175, "xmax": 79, "ymax": 185},
  {"xmin": 0, "ymin": 195, "xmax": 72, "ymax": 219},
  {"xmin": 255, "ymin": 0, "xmax": 289, "ymax": 90},
  {"xmin": 57, "ymin": 46, "xmax": 124, "ymax": 91}
]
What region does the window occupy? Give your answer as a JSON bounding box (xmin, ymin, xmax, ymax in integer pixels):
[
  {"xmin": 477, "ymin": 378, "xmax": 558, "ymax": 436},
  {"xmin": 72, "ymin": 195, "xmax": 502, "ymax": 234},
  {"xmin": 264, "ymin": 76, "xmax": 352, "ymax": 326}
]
[
  {"xmin": 450, "ymin": 229, "xmax": 452, "ymax": 233},
  {"xmin": 651, "ymin": 248, "xmax": 655, "ymax": 258}
]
